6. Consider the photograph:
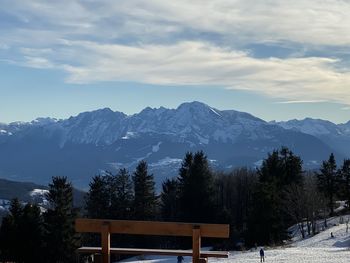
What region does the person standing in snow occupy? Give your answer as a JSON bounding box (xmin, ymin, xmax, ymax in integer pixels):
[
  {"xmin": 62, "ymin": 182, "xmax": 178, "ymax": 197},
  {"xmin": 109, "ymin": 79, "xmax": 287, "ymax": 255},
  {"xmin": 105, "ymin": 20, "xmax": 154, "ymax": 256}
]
[
  {"xmin": 177, "ymin": 255, "xmax": 184, "ymax": 263},
  {"xmin": 260, "ymin": 248, "xmax": 265, "ymax": 262}
]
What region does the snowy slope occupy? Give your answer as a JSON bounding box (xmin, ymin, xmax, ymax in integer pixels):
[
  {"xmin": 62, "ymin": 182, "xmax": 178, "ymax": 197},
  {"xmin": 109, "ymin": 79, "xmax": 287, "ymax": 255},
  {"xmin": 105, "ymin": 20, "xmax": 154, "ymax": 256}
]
[{"xmin": 117, "ymin": 223, "xmax": 350, "ymax": 263}]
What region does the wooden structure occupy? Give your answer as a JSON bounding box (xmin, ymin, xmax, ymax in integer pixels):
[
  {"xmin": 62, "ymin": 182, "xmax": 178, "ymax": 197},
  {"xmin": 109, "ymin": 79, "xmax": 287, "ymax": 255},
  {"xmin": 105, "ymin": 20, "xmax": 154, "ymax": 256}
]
[{"xmin": 75, "ymin": 218, "xmax": 229, "ymax": 263}]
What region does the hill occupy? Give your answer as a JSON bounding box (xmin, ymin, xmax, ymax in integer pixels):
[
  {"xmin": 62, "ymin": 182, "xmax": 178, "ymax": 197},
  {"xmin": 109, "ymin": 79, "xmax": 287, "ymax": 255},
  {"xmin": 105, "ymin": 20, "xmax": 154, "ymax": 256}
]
[{"xmin": 0, "ymin": 178, "xmax": 85, "ymax": 209}]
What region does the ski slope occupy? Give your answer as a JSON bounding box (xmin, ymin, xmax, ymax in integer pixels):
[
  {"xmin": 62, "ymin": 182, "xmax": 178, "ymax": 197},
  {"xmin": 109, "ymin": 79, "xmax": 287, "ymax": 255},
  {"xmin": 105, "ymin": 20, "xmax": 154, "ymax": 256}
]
[{"xmin": 118, "ymin": 223, "xmax": 350, "ymax": 263}]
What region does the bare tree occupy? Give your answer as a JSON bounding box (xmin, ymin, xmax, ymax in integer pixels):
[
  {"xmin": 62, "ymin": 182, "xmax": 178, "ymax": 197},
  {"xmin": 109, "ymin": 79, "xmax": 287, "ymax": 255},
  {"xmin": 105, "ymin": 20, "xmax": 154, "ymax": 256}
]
[
  {"xmin": 283, "ymin": 183, "xmax": 307, "ymax": 238},
  {"xmin": 304, "ymin": 172, "xmax": 327, "ymax": 235}
]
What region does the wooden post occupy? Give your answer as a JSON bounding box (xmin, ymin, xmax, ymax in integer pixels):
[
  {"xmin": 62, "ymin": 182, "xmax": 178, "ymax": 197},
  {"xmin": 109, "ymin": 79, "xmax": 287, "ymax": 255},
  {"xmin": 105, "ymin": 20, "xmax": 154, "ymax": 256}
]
[
  {"xmin": 192, "ymin": 225, "xmax": 201, "ymax": 263},
  {"xmin": 101, "ymin": 221, "xmax": 111, "ymax": 263}
]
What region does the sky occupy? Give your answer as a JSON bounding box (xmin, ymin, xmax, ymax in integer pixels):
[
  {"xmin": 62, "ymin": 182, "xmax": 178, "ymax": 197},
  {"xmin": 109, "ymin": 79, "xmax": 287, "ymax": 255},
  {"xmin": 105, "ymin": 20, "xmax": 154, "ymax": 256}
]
[{"xmin": 0, "ymin": 0, "xmax": 350, "ymax": 124}]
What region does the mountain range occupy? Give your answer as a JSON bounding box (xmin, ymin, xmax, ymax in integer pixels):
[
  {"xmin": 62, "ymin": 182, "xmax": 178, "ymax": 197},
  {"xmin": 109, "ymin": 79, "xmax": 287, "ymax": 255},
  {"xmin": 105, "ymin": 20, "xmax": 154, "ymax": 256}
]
[{"xmin": 0, "ymin": 101, "xmax": 348, "ymax": 189}]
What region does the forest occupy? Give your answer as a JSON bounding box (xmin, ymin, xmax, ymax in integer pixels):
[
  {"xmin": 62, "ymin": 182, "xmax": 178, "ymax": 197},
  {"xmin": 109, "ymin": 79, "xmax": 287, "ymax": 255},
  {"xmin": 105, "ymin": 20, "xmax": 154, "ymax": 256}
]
[{"xmin": 0, "ymin": 147, "xmax": 349, "ymax": 263}]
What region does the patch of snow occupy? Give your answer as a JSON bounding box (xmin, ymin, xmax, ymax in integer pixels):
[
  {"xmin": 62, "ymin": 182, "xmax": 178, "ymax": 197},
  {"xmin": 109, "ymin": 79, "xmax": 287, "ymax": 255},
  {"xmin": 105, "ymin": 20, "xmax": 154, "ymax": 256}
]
[
  {"xmin": 307, "ymin": 160, "xmax": 319, "ymax": 166},
  {"xmin": 29, "ymin": 188, "xmax": 49, "ymax": 197},
  {"xmin": 149, "ymin": 157, "xmax": 182, "ymax": 167},
  {"xmin": 295, "ymin": 223, "xmax": 350, "ymax": 248},
  {"xmin": 152, "ymin": 142, "xmax": 162, "ymax": 153},
  {"xmin": 335, "ymin": 201, "xmax": 347, "ymax": 213},
  {"xmin": 122, "ymin": 132, "xmax": 137, "ymax": 139},
  {"xmin": 107, "ymin": 162, "xmax": 125, "ymax": 170},
  {"xmin": 196, "ymin": 134, "xmax": 209, "ymax": 144},
  {"xmin": 0, "ymin": 129, "xmax": 11, "ymax": 135},
  {"xmin": 115, "ymin": 216, "xmax": 350, "ymax": 263},
  {"xmin": 209, "ymin": 107, "xmax": 221, "ymax": 117},
  {"xmin": 0, "ymin": 199, "xmax": 10, "ymax": 205},
  {"xmin": 254, "ymin": 160, "xmax": 263, "ymax": 167}
]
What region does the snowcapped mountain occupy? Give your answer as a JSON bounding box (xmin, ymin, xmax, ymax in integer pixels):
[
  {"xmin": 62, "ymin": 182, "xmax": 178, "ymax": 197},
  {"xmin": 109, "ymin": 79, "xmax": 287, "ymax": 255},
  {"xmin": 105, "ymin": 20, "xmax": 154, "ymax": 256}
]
[
  {"xmin": 273, "ymin": 118, "xmax": 350, "ymax": 157},
  {"xmin": 0, "ymin": 102, "xmax": 343, "ymax": 189}
]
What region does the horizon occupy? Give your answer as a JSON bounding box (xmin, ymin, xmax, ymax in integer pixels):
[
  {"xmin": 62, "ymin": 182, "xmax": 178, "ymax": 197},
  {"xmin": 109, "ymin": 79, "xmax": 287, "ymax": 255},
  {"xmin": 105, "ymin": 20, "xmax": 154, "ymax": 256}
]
[
  {"xmin": 1, "ymin": 100, "xmax": 349, "ymax": 125},
  {"xmin": 1, "ymin": 1, "xmax": 350, "ymax": 124}
]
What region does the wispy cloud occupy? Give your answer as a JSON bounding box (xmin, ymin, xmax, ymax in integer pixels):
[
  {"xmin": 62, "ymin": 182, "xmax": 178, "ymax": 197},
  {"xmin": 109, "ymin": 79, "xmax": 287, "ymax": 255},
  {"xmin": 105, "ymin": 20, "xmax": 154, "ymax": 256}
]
[
  {"xmin": 1, "ymin": 0, "xmax": 350, "ymax": 106},
  {"xmin": 3, "ymin": 0, "xmax": 350, "ymax": 46},
  {"xmin": 276, "ymin": 100, "xmax": 327, "ymax": 104}
]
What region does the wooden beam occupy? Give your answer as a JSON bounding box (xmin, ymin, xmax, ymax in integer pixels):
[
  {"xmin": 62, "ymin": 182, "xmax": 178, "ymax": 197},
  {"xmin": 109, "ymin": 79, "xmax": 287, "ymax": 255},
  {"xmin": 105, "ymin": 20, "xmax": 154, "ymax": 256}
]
[
  {"xmin": 101, "ymin": 222, "xmax": 110, "ymax": 263},
  {"xmin": 77, "ymin": 247, "xmax": 229, "ymax": 258},
  {"xmin": 75, "ymin": 219, "xmax": 229, "ymax": 238},
  {"xmin": 192, "ymin": 226, "xmax": 201, "ymax": 263}
]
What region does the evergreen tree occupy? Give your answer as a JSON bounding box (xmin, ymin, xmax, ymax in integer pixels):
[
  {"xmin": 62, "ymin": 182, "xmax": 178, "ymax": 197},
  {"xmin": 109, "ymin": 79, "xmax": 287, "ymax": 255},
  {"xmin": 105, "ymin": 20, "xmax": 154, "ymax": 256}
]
[
  {"xmin": 247, "ymin": 147, "xmax": 303, "ymax": 245},
  {"xmin": 215, "ymin": 168, "xmax": 258, "ymax": 246},
  {"xmin": 44, "ymin": 176, "xmax": 78, "ymax": 263},
  {"xmin": 339, "ymin": 159, "xmax": 350, "ymax": 208},
  {"xmin": 0, "ymin": 198, "xmax": 23, "ymax": 262},
  {"xmin": 247, "ymin": 182, "xmax": 285, "ymax": 245},
  {"xmin": 317, "ymin": 153, "xmax": 337, "ymax": 215},
  {"xmin": 111, "ymin": 168, "xmax": 134, "ymax": 219},
  {"xmin": 178, "ymin": 151, "xmax": 217, "ymax": 223},
  {"xmin": 259, "ymin": 147, "xmax": 303, "ymax": 186},
  {"xmin": 133, "ymin": 161, "xmax": 157, "ymax": 220},
  {"xmin": 19, "ymin": 203, "xmax": 45, "ymax": 263},
  {"xmin": 160, "ymin": 178, "xmax": 179, "ymax": 221},
  {"xmin": 85, "ymin": 175, "xmax": 111, "ymax": 219},
  {"xmin": 280, "ymin": 147, "xmax": 303, "ymax": 185},
  {"xmin": 0, "ymin": 200, "xmax": 45, "ymax": 263},
  {"xmin": 178, "ymin": 152, "xmax": 193, "ymax": 186}
]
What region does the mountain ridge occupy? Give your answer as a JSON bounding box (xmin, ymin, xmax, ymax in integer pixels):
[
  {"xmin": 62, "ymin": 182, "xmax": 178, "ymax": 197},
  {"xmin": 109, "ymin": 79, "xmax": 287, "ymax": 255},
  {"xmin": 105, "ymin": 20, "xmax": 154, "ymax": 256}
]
[{"xmin": 0, "ymin": 101, "xmax": 347, "ymax": 189}]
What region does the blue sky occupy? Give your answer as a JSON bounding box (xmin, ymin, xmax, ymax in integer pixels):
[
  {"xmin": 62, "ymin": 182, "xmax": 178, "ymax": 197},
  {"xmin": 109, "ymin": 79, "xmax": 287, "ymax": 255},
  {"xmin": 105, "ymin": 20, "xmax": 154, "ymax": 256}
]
[{"xmin": 0, "ymin": 0, "xmax": 350, "ymax": 124}]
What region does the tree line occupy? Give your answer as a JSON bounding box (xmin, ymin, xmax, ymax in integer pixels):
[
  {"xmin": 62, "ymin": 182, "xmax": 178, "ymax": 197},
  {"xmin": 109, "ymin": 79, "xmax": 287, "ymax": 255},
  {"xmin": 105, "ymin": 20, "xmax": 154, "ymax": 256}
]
[
  {"xmin": 0, "ymin": 148, "xmax": 349, "ymax": 262},
  {"xmin": 0, "ymin": 177, "xmax": 78, "ymax": 263}
]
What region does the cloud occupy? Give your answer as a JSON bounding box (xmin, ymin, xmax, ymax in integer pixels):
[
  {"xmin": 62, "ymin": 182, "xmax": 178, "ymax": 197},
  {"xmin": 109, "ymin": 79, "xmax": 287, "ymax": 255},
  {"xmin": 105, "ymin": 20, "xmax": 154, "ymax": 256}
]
[
  {"xmin": 1, "ymin": 0, "xmax": 350, "ymax": 106},
  {"xmin": 45, "ymin": 40, "xmax": 348, "ymax": 106},
  {"xmin": 276, "ymin": 100, "xmax": 327, "ymax": 104},
  {"xmin": 3, "ymin": 0, "xmax": 350, "ymax": 47}
]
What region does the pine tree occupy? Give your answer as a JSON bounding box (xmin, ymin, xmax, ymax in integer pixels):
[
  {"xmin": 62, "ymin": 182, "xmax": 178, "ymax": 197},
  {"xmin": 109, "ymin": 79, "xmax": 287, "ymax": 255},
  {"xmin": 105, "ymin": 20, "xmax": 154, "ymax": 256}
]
[
  {"xmin": 111, "ymin": 168, "xmax": 134, "ymax": 219},
  {"xmin": 339, "ymin": 159, "xmax": 350, "ymax": 208},
  {"xmin": 0, "ymin": 198, "xmax": 23, "ymax": 262},
  {"xmin": 280, "ymin": 147, "xmax": 303, "ymax": 185},
  {"xmin": 0, "ymin": 200, "xmax": 45, "ymax": 263},
  {"xmin": 178, "ymin": 152, "xmax": 193, "ymax": 186},
  {"xmin": 317, "ymin": 153, "xmax": 337, "ymax": 215},
  {"xmin": 178, "ymin": 151, "xmax": 217, "ymax": 223},
  {"xmin": 19, "ymin": 203, "xmax": 45, "ymax": 263},
  {"xmin": 85, "ymin": 175, "xmax": 111, "ymax": 219},
  {"xmin": 133, "ymin": 161, "xmax": 157, "ymax": 220},
  {"xmin": 44, "ymin": 176, "xmax": 79, "ymax": 263},
  {"xmin": 160, "ymin": 178, "xmax": 179, "ymax": 221},
  {"xmin": 259, "ymin": 147, "xmax": 303, "ymax": 186},
  {"xmin": 247, "ymin": 147, "xmax": 303, "ymax": 245}
]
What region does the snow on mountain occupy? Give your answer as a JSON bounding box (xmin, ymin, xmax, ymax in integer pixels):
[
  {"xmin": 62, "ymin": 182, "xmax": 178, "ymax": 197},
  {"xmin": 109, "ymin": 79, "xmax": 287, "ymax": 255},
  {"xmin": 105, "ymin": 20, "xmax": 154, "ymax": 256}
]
[
  {"xmin": 0, "ymin": 101, "xmax": 344, "ymax": 189},
  {"xmin": 274, "ymin": 118, "xmax": 342, "ymax": 136},
  {"xmin": 0, "ymin": 101, "xmax": 297, "ymax": 147},
  {"xmin": 60, "ymin": 108, "xmax": 127, "ymax": 146},
  {"xmin": 339, "ymin": 120, "xmax": 350, "ymax": 135},
  {"xmin": 273, "ymin": 118, "xmax": 350, "ymax": 157}
]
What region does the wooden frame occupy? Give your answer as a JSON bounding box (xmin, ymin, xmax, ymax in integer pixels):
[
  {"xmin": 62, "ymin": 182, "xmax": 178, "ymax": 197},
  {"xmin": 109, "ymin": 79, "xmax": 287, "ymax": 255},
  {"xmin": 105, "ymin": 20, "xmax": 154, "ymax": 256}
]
[{"xmin": 75, "ymin": 218, "xmax": 229, "ymax": 263}]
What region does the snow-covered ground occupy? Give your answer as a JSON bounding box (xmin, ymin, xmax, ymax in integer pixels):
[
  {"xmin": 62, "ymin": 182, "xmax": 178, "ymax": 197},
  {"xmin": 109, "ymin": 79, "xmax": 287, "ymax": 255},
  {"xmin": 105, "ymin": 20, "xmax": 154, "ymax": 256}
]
[{"xmin": 117, "ymin": 222, "xmax": 350, "ymax": 263}]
